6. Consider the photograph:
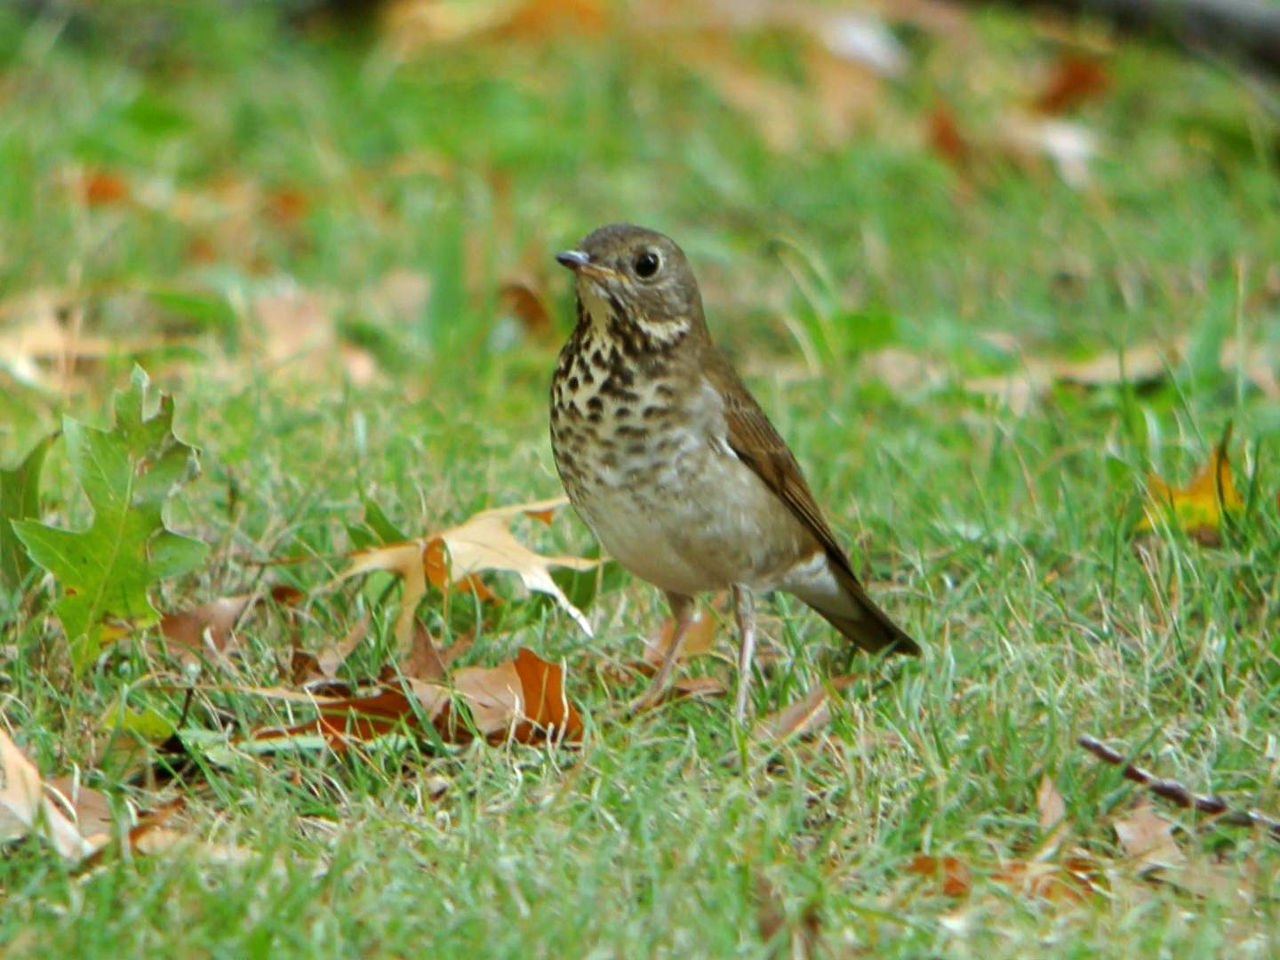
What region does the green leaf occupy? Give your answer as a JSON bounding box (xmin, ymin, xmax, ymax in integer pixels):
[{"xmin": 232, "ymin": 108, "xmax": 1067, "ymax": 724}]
[
  {"xmin": 0, "ymin": 433, "xmax": 56, "ymax": 590},
  {"xmin": 12, "ymin": 366, "xmax": 208, "ymax": 671}
]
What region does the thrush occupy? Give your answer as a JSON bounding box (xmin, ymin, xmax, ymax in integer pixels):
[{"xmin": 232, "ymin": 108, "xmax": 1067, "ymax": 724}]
[{"xmin": 550, "ymin": 223, "xmax": 920, "ymax": 721}]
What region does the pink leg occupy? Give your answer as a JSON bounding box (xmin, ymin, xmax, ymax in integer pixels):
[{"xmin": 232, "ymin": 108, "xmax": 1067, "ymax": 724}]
[
  {"xmin": 629, "ymin": 592, "xmax": 696, "ymax": 714},
  {"xmin": 732, "ymin": 584, "xmax": 756, "ymax": 723}
]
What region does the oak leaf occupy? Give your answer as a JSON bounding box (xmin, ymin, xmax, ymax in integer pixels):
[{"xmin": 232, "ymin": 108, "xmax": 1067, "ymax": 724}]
[
  {"xmin": 12, "ymin": 367, "xmax": 208, "ymax": 670},
  {"xmin": 341, "ymin": 496, "xmax": 600, "ymax": 650},
  {"xmin": 1136, "ymin": 424, "xmax": 1243, "ymax": 545}
]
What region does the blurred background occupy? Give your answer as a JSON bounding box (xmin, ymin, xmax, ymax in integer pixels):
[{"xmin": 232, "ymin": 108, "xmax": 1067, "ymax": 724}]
[{"xmin": 1, "ymin": 0, "xmax": 1277, "ymax": 455}]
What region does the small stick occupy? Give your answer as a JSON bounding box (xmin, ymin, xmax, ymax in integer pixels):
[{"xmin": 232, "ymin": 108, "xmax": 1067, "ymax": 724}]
[{"xmin": 1078, "ymin": 734, "xmax": 1280, "ymax": 842}]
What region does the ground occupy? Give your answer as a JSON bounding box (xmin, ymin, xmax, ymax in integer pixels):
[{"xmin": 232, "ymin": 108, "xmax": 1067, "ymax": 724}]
[{"xmin": 0, "ymin": 2, "xmax": 1277, "ymax": 956}]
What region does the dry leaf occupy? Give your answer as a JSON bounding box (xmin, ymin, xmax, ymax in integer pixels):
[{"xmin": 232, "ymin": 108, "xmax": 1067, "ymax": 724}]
[
  {"xmin": 1035, "ymin": 774, "xmax": 1070, "ymax": 857},
  {"xmin": 927, "ymin": 102, "xmax": 969, "ymax": 169},
  {"xmin": 343, "ymin": 540, "xmax": 427, "ymax": 652},
  {"xmin": 906, "ymin": 854, "xmax": 972, "ymax": 897},
  {"xmin": 431, "ymin": 497, "xmax": 600, "ymax": 635},
  {"xmin": 44, "ymin": 775, "xmax": 118, "ymax": 850},
  {"xmin": 1034, "ymin": 55, "xmax": 1110, "ymax": 114},
  {"xmin": 0, "ymin": 729, "xmax": 99, "ymax": 861},
  {"xmin": 642, "ymin": 600, "xmax": 720, "ymax": 668},
  {"xmin": 999, "ymin": 114, "xmax": 1098, "ymax": 188},
  {"xmin": 757, "ymin": 676, "xmax": 857, "ymax": 742},
  {"xmin": 1113, "ymin": 800, "xmax": 1186, "ymax": 871},
  {"xmin": 161, "ymin": 585, "xmax": 302, "ymax": 664},
  {"xmin": 754, "ymin": 873, "xmax": 821, "ymax": 959},
  {"xmin": 1137, "ymin": 424, "xmax": 1243, "ymax": 545},
  {"xmin": 257, "ymin": 647, "xmax": 582, "ymax": 749},
  {"xmin": 342, "ymin": 497, "xmax": 598, "ymax": 651},
  {"xmin": 498, "ymin": 280, "xmax": 555, "ymax": 339}
]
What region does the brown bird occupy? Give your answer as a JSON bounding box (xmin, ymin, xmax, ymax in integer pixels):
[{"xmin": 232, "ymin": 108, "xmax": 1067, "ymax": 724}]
[{"xmin": 550, "ymin": 224, "xmax": 920, "ymax": 720}]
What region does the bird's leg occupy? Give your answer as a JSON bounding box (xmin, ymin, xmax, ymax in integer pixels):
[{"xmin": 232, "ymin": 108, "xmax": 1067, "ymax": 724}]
[
  {"xmin": 732, "ymin": 583, "xmax": 757, "ymax": 723},
  {"xmin": 629, "ymin": 591, "xmax": 696, "ymax": 714}
]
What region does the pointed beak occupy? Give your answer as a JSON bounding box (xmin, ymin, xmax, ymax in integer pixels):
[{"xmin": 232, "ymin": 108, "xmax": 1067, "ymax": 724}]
[{"xmin": 555, "ymin": 249, "xmax": 591, "ymax": 271}]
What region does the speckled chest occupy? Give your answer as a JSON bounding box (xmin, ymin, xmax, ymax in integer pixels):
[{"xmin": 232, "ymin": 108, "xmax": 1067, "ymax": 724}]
[{"xmin": 549, "ymin": 318, "xmax": 693, "ymax": 500}]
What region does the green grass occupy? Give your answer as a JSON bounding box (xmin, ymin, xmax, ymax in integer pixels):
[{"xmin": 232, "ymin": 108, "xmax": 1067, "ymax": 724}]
[{"xmin": 2, "ymin": 2, "xmax": 1278, "ymax": 956}]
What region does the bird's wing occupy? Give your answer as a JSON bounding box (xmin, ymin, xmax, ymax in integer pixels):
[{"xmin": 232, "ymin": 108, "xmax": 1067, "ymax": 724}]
[{"xmin": 706, "ymin": 355, "xmax": 847, "ymax": 563}]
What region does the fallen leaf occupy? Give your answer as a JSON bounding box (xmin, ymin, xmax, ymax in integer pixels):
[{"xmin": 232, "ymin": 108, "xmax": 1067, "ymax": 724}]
[
  {"xmin": 999, "ymin": 114, "xmax": 1099, "ymax": 188},
  {"xmin": 44, "ymin": 775, "xmax": 119, "ymax": 849},
  {"xmin": 927, "ymin": 101, "xmax": 969, "ymax": 169},
  {"xmin": 1137, "ymin": 423, "xmax": 1243, "ymax": 545},
  {"xmin": 754, "ymin": 873, "xmax": 821, "ymax": 958},
  {"xmin": 256, "ymin": 647, "xmax": 582, "ymax": 749},
  {"xmin": 291, "ymin": 615, "xmax": 370, "ymax": 687},
  {"xmin": 991, "ymin": 857, "xmax": 1100, "ymax": 903},
  {"xmin": 1113, "ymin": 800, "xmax": 1186, "ymax": 871},
  {"xmin": 757, "ymin": 676, "xmax": 857, "ymax": 742},
  {"xmin": 498, "ymin": 280, "xmax": 554, "ymax": 339},
  {"xmin": 0, "ymin": 729, "xmax": 99, "ymax": 861},
  {"xmin": 1034, "ymin": 55, "xmax": 1110, "ymax": 114},
  {"xmin": 906, "ymin": 854, "xmax": 972, "ymax": 897},
  {"xmin": 430, "ymin": 497, "xmax": 600, "ymax": 635},
  {"xmin": 160, "ymin": 585, "xmax": 303, "ymax": 664},
  {"xmin": 642, "ymin": 600, "xmax": 720, "ymax": 668},
  {"xmin": 1035, "ymin": 774, "xmax": 1070, "ymax": 857},
  {"xmin": 78, "ymin": 169, "xmax": 130, "ymax": 207}
]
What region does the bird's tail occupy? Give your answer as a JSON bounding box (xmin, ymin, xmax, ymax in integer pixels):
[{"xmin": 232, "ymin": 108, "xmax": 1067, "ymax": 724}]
[{"xmin": 784, "ymin": 551, "xmax": 921, "ymax": 657}]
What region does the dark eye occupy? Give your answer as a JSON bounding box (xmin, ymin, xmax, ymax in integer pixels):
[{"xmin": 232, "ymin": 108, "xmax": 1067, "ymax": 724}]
[{"xmin": 633, "ymin": 250, "xmax": 661, "ymax": 279}]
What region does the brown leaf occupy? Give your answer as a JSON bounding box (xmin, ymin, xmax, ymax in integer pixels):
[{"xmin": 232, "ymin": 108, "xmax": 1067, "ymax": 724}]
[
  {"xmin": 264, "ymin": 186, "xmax": 309, "ymax": 227},
  {"xmin": 1113, "ymin": 800, "xmax": 1186, "ymax": 871},
  {"xmin": 0, "ymin": 729, "xmax": 98, "ymax": 861},
  {"xmin": 431, "ymin": 497, "xmax": 600, "ymax": 633},
  {"xmin": 498, "ymin": 280, "xmax": 554, "ymax": 340},
  {"xmin": 509, "ymin": 646, "xmax": 583, "ymax": 742},
  {"xmin": 642, "ymin": 600, "xmax": 720, "ymax": 668},
  {"xmin": 161, "ymin": 585, "xmax": 302, "ymax": 663},
  {"xmin": 1035, "ymin": 774, "xmax": 1071, "ymax": 858},
  {"xmin": 927, "ymin": 101, "xmax": 969, "ymax": 169},
  {"xmin": 343, "ymin": 498, "xmax": 599, "ymax": 651},
  {"xmin": 1034, "ymin": 55, "xmax": 1110, "ymax": 115},
  {"xmin": 497, "ymin": 0, "xmax": 608, "ymax": 39},
  {"xmin": 291, "ymin": 616, "xmax": 369, "ymax": 687},
  {"xmin": 255, "ymin": 648, "xmax": 582, "ymax": 749},
  {"xmin": 754, "ymin": 874, "xmax": 820, "ymax": 958},
  {"xmin": 991, "ymin": 858, "xmax": 1100, "ymax": 903},
  {"xmin": 44, "ymin": 775, "xmax": 118, "ymax": 849},
  {"xmin": 906, "ymin": 854, "xmax": 972, "ymax": 897},
  {"xmin": 399, "ymin": 622, "xmax": 449, "ymax": 683},
  {"xmin": 80, "ymin": 169, "xmax": 130, "ymax": 207},
  {"xmin": 757, "ymin": 676, "xmax": 857, "ymax": 742}
]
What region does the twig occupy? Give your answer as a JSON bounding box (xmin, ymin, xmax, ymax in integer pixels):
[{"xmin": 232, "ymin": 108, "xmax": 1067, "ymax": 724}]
[{"xmin": 1078, "ymin": 734, "xmax": 1280, "ymax": 842}]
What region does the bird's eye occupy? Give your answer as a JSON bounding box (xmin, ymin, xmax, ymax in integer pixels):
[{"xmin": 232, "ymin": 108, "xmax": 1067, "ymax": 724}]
[{"xmin": 633, "ymin": 250, "xmax": 661, "ymax": 279}]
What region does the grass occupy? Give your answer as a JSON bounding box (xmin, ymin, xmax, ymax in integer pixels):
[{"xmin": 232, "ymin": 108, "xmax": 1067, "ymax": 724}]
[{"xmin": 1, "ymin": 2, "xmax": 1278, "ymax": 956}]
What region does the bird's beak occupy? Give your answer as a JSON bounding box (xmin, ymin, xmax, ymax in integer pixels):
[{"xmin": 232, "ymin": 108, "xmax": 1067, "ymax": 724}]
[
  {"xmin": 555, "ymin": 249, "xmax": 591, "ymax": 270},
  {"xmin": 556, "ymin": 248, "xmax": 616, "ymax": 282}
]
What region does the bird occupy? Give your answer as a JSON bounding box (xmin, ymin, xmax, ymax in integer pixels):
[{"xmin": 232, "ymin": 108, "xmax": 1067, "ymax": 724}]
[{"xmin": 549, "ymin": 223, "xmax": 920, "ymax": 721}]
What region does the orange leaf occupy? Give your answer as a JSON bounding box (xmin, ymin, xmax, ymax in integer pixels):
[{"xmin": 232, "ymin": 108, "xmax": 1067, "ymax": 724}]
[
  {"xmin": 906, "ymin": 854, "xmax": 972, "ymax": 897},
  {"xmin": 1137, "ymin": 424, "xmax": 1243, "ymax": 544},
  {"xmin": 423, "ymin": 537, "xmax": 497, "ymax": 601},
  {"xmin": 82, "ymin": 170, "xmax": 130, "ymax": 206},
  {"xmin": 643, "ymin": 600, "xmax": 720, "ymax": 668},
  {"xmin": 1035, "ymin": 55, "xmax": 1110, "ymax": 115},
  {"xmin": 926, "ymin": 102, "xmax": 968, "ymax": 168},
  {"xmin": 511, "ymin": 647, "xmax": 582, "ymax": 742},
  {"xmin": 499, "ymin": 280, "xmax": 554, "ymax": 340}
]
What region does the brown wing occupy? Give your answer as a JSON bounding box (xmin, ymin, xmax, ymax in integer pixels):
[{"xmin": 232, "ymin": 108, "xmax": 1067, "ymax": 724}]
[
  {"xmin": 707, "ymin": 352, "xmax": 921, "ymax": 656},
  {"xmin": 706, "ymin": 353, "xmax": 847, "ymax": 561}
]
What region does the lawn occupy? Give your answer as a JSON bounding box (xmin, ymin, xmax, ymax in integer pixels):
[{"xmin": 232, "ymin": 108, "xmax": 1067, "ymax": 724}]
[{"xmin": 1, "ymin": 1, "xmax": 1277, "ymax": 956}]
